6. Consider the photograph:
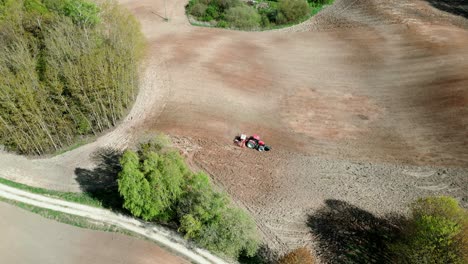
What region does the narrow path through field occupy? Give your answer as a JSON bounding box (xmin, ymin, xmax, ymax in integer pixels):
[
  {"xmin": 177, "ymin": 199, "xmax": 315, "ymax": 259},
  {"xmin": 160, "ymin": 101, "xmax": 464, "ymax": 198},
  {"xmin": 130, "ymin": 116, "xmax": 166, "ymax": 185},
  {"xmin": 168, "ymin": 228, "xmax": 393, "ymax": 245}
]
[{"xmin": 0, "ymin": 183, "xmax": 228, "ymax": 264}]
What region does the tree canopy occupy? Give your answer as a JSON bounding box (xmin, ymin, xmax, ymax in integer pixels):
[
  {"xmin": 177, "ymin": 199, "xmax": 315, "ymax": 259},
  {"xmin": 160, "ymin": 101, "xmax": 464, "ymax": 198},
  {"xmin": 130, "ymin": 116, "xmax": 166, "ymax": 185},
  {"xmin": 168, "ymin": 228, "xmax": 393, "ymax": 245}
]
[
  {"xmin": 117, "ymin": 138, "xmax": 261, "ymax": 259},
  {"xmin": 391, "ymin": 196, "xmax": 467, "ymax": 264},
  {"xmin": 0, "ymin": 0, "xmax": 144, "ymax": 154}
]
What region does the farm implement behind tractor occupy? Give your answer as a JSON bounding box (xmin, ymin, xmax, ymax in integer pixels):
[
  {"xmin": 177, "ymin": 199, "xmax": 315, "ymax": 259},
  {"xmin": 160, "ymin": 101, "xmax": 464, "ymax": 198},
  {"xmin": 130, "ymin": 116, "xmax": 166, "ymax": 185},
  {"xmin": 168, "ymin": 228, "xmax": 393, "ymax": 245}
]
[{"xmin": 234, "ymin": 134, "xmax": 271, "ymax": 152}]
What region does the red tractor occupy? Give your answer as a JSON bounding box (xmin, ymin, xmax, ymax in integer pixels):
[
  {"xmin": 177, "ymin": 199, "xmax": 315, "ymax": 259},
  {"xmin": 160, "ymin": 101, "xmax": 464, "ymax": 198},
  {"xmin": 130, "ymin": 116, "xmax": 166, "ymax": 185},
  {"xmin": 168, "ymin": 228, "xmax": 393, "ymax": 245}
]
[{"xmin": 234, "ymin": 134, "xmax": 271, "ymax": 152}]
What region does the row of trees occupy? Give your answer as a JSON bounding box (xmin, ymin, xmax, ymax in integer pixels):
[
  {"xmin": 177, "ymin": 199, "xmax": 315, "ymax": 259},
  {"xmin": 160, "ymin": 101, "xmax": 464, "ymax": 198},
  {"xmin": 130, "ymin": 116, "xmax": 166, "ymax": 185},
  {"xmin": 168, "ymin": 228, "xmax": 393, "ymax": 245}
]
[
  {"xmin": 0, "ymin": 0, "xmax": 144, "ymax": 154},
  {"xmin": 187, "ymin": 0, "xmax": 333, "ymax": 30},
  {"xmin": 117, "ymin": 137, "xmax": 260, "ymax": 259}
]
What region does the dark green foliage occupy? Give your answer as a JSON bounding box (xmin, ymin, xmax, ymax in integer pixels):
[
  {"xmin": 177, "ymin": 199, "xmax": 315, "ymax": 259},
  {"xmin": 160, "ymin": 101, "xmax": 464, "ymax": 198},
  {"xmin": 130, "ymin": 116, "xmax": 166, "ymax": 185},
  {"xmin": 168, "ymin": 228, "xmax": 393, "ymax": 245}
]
[
  {"xmin": 186, "ymin": 0, "xmax": 333, "ymax": 30},
  {"xmin": 189, "ymin": 2, "xmax": 207, "ymax": 17},
  {"xmin": 225, "ymin": 5, "xmax": 260, "ymax": 30},
  {"xmin": 277, "ymin": 0, "xmax": 309, "ymax": 23},
  {"xmin": 0, "ymin": 0, "xmax": 144, "ymax": 154},
  {"xmin": 118, "ymin": 149, "xmax": 188, "ymax": 221},
  {"xmin": 391, "ymin": 197, "xmax": 467, "ymax": 264},
  {"xmin": 117, "ymin": 139, "xmax": 261, "ymax": 259},
  {"xmin": 307, "ymin": 0, "xmax": 333, "ymax": 5},
  {"xmin": 177, "ymin": 171, "xmax": 261, "ymax": 258},
  {"xmin": 62, "ymin": 0, "xmax": 100, "ymax": 26}
]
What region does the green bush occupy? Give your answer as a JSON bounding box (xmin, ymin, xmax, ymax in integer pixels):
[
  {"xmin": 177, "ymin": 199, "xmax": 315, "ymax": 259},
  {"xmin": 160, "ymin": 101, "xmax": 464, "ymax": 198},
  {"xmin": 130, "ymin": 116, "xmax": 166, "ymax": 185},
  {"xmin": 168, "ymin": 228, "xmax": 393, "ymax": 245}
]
[
  {"xmin": 62, "ymin": 0, "xmax": 100, "ymax": 26},
  {"xmin": 189, "ymin": 2, "xmax": 207, "ymax": 17},
  {"xmin": 211, "ymin": 0, "xmax": 242, "ymax": 11},
  {"xmin": 118, "ymin": 149, "xmax": 188, "ymax": 221},
  {"xmin": 118, "ymin": 139, "xmax": 260, "ymax": 258},
  {"xmin": 225, "ymin": 5, "xmax": 260, "ymax": 30},
  {"xmin": 217, "ymin": 20, "xmax": 229, "ymax": 28},
  {"xmin": 277, "ymin": 0, "xmax": 309, "ymax": 24},
  {"xmin": 186, "ymin": 0, "xmax": 332, "ymax": 30},
  {"xmin": 391, "ymin": 197, "xmax": 467, "ymax": 264}
]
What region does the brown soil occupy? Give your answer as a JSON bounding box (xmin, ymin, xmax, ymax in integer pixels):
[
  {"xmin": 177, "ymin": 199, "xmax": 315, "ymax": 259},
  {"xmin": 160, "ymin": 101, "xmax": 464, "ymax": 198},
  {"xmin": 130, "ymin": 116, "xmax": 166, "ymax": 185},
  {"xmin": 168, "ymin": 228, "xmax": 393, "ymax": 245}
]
[
  {"xmin": 0, "ymin": 202, "xmax": 189, "ymax": 264},
  {"xmin": 0, "ymin": 0, "xmax": 467, "ymax": 261}
]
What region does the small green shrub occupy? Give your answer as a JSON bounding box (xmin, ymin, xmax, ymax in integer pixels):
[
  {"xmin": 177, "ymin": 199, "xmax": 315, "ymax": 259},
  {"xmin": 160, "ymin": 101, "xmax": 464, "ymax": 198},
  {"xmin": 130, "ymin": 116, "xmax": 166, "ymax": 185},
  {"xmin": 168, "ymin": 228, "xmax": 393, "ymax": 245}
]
[
  {"xmin": 260, "ymin": 13, "xmax": 270, "ymax": 27},
  {"xmin": 189, "ymin": 2, "xmax": 207, "ymax": 17},
  {"xmin": 277, "ymin": 0, "xmax": 309, "ymax": 23},
  {"xmin": 225, "ymin": 5, "xmax": 260, "ymax": 30},
  {"xmin": 217, "ymin": 20, "xmax": 229, "ymax": 28},
  {"xmin": 211, "ymin": 0, "xmax": 242, "ymax": 10}
]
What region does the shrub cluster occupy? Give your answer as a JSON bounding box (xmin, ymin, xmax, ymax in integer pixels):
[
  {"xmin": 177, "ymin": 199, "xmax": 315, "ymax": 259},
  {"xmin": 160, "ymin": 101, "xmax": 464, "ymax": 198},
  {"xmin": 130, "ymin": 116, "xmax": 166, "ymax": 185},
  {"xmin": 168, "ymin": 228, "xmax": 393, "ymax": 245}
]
[
  {"xmin": 0, "ymin": 0, "xmax": 144, "ymax": 154},
  {"xmin": 186, "ymin": 0, "xmax": 334, "ymax": 30},
  {"xmin": 391, "ymin": 196, "xmax": 467, "ymax": 264},
  {"xmin": 117, "ymin": 137, "xmax": 260, "ymax": 259}
]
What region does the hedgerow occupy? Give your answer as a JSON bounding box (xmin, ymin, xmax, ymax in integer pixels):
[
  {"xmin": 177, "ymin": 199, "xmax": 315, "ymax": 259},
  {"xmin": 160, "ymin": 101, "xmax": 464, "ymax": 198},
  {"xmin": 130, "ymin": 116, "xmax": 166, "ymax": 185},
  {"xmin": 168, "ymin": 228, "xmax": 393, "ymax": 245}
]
[{"xmin": 186, "ymin": 0, "xmax": 334, "ymax": 30}]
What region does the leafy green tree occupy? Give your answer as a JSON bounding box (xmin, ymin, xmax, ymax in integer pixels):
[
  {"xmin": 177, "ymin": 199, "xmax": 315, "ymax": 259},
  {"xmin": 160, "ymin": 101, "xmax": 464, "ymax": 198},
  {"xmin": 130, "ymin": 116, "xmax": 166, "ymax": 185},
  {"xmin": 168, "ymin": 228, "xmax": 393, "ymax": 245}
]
[
  {"xmin": 118, "ymin": 150, "xmax": 153, "ymax": 219},
  {"xmin": 118, "ymin": 139, "xmax": 260, "ymax": 259},
  {"xmin": 176, "ymin": 172, "xmax": 260, "ymax": 258},
  {"xmin": 225, "ymin": 5, "xmax": 260, "ymax": 30},
  {"xmin": 197, "ymin": 206, "xmax": 260, "ymax": 258},
  {"xmin": 277, "ymin": 0, "xmax": 309, "ymax": 24},
  {"xmin": 62, "ymin": 0, "xmax": 100, "ymax": 26},
  {"xmin": 118, "ymin": 149, "xmax": 188, "ymax": 221},
  {"xmin": 189, "ymin": 2, "xmax": 207, "ymax": 17},
  {"xmin": 391, "ymin": 196, "xmax": 467, "ymax": 264}
]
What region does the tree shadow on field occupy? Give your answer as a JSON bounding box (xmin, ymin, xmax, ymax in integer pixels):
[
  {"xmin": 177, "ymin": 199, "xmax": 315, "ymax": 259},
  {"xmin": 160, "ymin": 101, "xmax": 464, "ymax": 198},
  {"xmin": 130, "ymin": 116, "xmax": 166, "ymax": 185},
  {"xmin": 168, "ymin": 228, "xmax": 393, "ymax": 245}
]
[
  {"xmin": 74, "ymin": 148, "xmax": 124, "ymax": 211},
  {"xmin": 238, "ymin": 244, "xmax": 275, "ymax": 264},
  {"xmin": 425, "ymin": 0, "xmax": 468, "ymax": 19},
  {"xmin": 307, "ymin": 200, "xmax": 405, "ymax": 264}
]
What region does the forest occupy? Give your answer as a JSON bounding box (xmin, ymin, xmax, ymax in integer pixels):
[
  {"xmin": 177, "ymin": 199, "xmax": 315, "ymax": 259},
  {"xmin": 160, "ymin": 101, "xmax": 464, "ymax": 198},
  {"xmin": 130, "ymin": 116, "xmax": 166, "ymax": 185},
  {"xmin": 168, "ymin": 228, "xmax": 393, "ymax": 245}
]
[{"xmin": 0, "ymin": 0, "xmax": 144, "ymax": 155}]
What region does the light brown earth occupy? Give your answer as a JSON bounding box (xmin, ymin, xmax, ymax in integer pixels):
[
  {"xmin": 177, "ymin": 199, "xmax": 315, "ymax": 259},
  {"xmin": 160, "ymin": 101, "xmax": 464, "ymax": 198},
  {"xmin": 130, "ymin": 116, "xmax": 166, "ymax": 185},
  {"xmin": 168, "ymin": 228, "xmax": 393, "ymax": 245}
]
[
  {"xmin": 0, "ymin": 0, "xmax": 467, "ymax": 261},
  {"xmin": 0, "ymin": 202, "xmax": 189, "ymax": 264}
]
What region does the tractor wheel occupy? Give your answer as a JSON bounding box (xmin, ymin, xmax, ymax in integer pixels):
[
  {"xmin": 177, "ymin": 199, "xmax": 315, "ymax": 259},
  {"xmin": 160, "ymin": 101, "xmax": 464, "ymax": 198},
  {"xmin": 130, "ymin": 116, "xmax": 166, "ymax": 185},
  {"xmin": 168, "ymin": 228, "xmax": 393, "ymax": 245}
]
[{"xmin": 246, "ymin": 140, "xmax": 257, "ymax": 149}]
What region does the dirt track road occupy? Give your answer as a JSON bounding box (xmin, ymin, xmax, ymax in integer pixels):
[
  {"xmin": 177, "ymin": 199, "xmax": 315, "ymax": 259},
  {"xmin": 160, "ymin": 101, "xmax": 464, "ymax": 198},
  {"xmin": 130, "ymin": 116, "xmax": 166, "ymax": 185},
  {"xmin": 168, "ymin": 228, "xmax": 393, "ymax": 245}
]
[
  {"xmin": 0, "ymin": 183, "xmax": 227, "ymax": 264},
  {"xmin": 0, "ymin": 202, "xmax": 189, "ymax": 264},
  {"xmin": 0, "ymin": 0, "xmax": 467, "ymax": 258}
]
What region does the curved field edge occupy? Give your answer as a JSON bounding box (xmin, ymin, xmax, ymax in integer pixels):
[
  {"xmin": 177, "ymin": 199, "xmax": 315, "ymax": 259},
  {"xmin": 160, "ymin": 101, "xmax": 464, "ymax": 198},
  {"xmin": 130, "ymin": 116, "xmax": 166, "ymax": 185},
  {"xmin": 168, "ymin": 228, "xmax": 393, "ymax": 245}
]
[
  {"xmin": 186, "ymin": 0, "xmax": 334, "ymax": 31},
  {"xmin": 0, "ymin": 0, "xmax": 145, "ymax": 155},
  {"xmin": 0, "ymin": 197, "xmax": 195, "ymax": 263},
  {"xmin": 0, "ymin": 181, "xmax": 231, "ymax": 264}
]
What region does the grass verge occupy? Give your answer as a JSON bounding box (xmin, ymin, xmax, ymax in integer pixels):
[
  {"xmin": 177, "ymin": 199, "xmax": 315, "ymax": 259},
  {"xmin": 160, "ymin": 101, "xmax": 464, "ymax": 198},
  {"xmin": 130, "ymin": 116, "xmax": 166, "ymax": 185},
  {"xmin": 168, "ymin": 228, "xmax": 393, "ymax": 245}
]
[
  {"xmin": 0, "ymin": 197, "xmax": 129, "ymax": 234},
  {"xmin": 0, "ymin": 196, "xmax": 190, "ymax": 262},
  {"xmin": 0, "ymin": 177, "xmax": 102, "ymax": 208}
]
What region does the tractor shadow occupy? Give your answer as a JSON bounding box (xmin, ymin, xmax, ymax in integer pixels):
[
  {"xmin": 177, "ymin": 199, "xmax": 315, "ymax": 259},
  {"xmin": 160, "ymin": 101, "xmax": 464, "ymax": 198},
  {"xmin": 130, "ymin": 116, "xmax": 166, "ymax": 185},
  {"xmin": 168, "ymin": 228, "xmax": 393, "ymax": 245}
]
[
  {"xmin": 74, "ymin": 147, "xmax": 124, "ymax": 211},
  {"xmin": 425, "ymin": 0, "xmax": 468, "ymax": 19},
  {"xmin": 307, "ymin": 199, "xmax": 405, "ymax": 263}
]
